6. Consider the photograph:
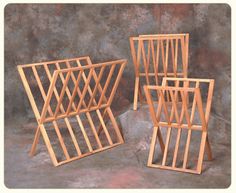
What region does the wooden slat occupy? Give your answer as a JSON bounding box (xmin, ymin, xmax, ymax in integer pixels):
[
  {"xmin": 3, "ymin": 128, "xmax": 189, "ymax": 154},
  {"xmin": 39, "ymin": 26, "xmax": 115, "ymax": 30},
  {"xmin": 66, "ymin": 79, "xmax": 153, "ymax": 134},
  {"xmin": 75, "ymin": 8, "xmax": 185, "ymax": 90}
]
[
  {"xmin": 106, "ymin": 107, "xmax": 124, "ymax": 143},
  {"xmin": 183, "ymin": 81, "xmax": 199, "ymax": 169},
  {"xmin": 76, "ymin": 68, "xmax": 94, "ymax": 112},
  {"xmin": 87, "ymin": 66, "xmax": 105, "ymax": 108},
  {"xmin": 55, "ymin": 63, "xmax": 77, "ymax": 111},
  {"xmin": 86, "ymin": 113, "xmax": 103, "ymax": 148},
  {"xmin": 54, "ymin": 71, "xmax": 72, "ymax": 117},
  {"xmin": 139, "ymin": 72, "xmax": 184, "ymax": 76},
  {"xmin": 143, "ymin": 86, "xmax": 159, "ymax": 126},
  {"xmin": 141, "ymin": 40, "xmax": 150, "ymax": 85},
  {"xmin": 180, "ymin": 37, "xmax": 187, "ymax": 77},
  {"xmin": 204, "ymin": 80, "xmax": 215, "ymax": 123},
  {"xmin": 129, "ymin": 37, "xmax": 138, "ymax": 76},
  {"xmin": 181, "ymin": 89, "xmax": 192, "ymax": 169},
  {"xmin": 147, "ymin": 127, "xmax": 158, "ymax": 166},
  {"xmin": 159, "ymin": 90, "xmax": 170, "ymax": 123},
  {"xmin": 150, "ymin": 40, "xmax": 158, "ymax": 85},
  {"xmin": 133, "ymin": 77, "xmax": 140, "ymax": 110},
  {"xmin": 160, "ymin": 40, "xmax": 166, "ymax": 76},
  {"xmin": 66, "ymin": 71, "xmax": 83, "ymax": 114},
  {"xmin": 172, "ymin": 128, "xmax": 182, "ymax": 167},
  {"xmin": 43, "ymin": 64, "xmax": 65, "ymax": 113},
  {"xmin": 40, "ymin": 71, "xmax": 59, "ymax": 123},
  {"xmin": 107, "ymin": 62, "xmax": 126, "ymax": 106},
  {"xmin": 196, "ymin": 131, "xmax": 207, "ymax": 173},
  {"xmin": 97, "ymin": 110, "xmax": 113, "ymax": 145},
  {"xmin": 180, "ymin": 90, "xmax": 191, "ymax": 126},
  {"xmin": 76, "ymin": 115, "xmax": 93, "ymax": 152},
  {"xmin": 155, "ymin": 40, "xmax": 160, "ymax": 83},
  {"xmin": 195, "ymin": 88, "xmax": 207, "ymax": 131},
  {"xmin": 56, "ymin": 142, "xmax": 122, "ymax": 166},
  {"xmin": 174, "ymin": 38, "xmax": 178, "ymax": 77},
  {"xmin": 29, "ymin": 126, "xmax": 41, "ymax": 156},
  {"xmin": 147, "ymin": 40, "xmax": 151, "ymax": 71},
  {"xmin": 148, "ymin": 164, "xmax": 200, "ymax": 174},
  {"xmin": 97, "ymin": 64, "xmax": 116, "ymax": 107},
  {"xmin": 39, "ymin": 125, "xmax": 59, "ymax": 166},
  {"xmin": 169, "ymin": 89, "xmax": 180, "ymax": 123},
  {"xmin": 170, "ymin": 39, "xmax": 175, "ymax": 74},
  {"xmin": 162, "ymin": 126, "xmax": 171, "ymax": 166},
  {"xmin": 184, "ymin": 34, "xmax": 189, "ymax": 77},
  {"xmin": 64, "ymin": 118, "xmax": 82, "ymax": 156},
  {"xmin": 165, "ymin": 39, "xmax": 169, "ymax": 77}
]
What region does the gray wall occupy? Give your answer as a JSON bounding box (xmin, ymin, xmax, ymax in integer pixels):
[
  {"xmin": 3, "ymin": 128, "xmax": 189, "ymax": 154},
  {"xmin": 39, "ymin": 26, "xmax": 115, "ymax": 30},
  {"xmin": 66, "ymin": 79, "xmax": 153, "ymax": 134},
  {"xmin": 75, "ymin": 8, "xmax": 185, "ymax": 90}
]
[{"xmin": 4, "ymin": 4, "xmax": 231, "ymax": 126}]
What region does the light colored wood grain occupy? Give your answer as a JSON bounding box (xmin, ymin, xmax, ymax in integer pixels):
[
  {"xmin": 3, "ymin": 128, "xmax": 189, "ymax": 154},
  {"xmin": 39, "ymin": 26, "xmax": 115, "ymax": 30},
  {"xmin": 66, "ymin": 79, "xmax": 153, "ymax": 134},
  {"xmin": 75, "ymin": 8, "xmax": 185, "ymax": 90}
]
[
  {"xmin": 130, "ymin": 34, "xmax": 189, "ymax": 110},
  {"xmin": 18, "ymin": 57, "xmax": 127, "ymax": 166},
  {"xmin": 144, "ymin": 77, "xmax": 214, "ymax": 174}
]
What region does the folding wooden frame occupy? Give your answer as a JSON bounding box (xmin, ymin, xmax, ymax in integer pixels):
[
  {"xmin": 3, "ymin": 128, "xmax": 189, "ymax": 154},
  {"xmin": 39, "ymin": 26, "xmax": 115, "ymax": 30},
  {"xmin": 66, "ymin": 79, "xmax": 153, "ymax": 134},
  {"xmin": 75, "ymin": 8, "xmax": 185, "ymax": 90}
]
[
  {"xmin": 17, "ymin": 56, "xmax": 127, "ymax": 166},
  {"xmin": 130, "ymin": 33, "xmax": 189, "ymax": 110},
  {"xmin": 144, "ymin": 77, "xmax": 214, "ymax": 174}
]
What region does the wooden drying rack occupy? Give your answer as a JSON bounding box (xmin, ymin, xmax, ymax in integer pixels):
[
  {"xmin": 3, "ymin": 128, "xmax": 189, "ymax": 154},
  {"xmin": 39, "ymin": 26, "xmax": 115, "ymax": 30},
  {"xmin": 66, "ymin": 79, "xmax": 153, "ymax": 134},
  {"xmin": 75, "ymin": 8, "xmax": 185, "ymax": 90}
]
[
  {"xmin": 144, "ymin": 77, "xmax": 214, "ymax": 174},
  {"xmin": 130, "ymin": 33, "xmax": 189, "ymax": 110},
  {"xmin": 17, "ymin": 56, "xmax": 127, "ymax": 166}
]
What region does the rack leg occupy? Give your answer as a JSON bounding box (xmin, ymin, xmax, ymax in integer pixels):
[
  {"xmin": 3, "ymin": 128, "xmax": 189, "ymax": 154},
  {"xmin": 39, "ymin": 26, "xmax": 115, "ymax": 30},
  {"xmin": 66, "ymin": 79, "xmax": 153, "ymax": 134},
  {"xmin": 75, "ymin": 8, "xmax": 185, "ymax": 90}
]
[
  {"xmin": 205, "ymin": 135, "xmax": 213, "ymax": 161},
  {"xmin": 29, "ymin": 125, "xmax": 41, "ymax": 156}
]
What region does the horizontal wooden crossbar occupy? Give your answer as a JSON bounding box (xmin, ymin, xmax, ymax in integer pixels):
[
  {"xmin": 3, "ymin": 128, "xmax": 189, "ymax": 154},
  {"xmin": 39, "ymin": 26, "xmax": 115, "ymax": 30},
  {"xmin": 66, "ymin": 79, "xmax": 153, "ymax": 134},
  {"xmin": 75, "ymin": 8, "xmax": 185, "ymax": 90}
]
[
  {"xmin": 144, "ymin": 77, "xmax": 214, "ymax": 174},
  {"xmin": 18, "ymin": 56, "xmax": 127, "ymax": 166}
]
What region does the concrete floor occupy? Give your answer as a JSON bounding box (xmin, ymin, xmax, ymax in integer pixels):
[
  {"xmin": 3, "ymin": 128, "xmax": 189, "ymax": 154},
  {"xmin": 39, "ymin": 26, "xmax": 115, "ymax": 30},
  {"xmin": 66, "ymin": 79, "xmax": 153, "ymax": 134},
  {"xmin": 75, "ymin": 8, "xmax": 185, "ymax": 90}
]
[{"xmin": 4, "ymin": 104, "xmax": 231, "ymax": 188}]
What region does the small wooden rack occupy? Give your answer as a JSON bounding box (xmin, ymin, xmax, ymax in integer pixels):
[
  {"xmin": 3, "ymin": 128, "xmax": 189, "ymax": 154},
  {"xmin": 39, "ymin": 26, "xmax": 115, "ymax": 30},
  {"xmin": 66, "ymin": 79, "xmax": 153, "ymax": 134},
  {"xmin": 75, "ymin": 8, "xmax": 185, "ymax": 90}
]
[
  {"xmin": 130, "ymin": 34, "xmax": 189, "ymax": 110},
  {"xmin": 17, "ymin": 56, "xmax": 127, "ymax": 166},
  {"xmin": 144, "ymin": 77, "xmax": 214, "ymax": 174}
]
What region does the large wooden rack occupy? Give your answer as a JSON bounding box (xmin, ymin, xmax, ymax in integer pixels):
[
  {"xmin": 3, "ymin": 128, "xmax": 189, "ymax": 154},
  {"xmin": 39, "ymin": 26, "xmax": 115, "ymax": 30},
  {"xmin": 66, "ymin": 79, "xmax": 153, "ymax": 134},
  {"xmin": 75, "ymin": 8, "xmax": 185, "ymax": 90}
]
[
  {"xmin": 144, "ymin": 77, "xmax": 214, "ymax": 174},
  {"xmin": 18, "ymin": 56, "xmax": 127, "ymax": 166}
]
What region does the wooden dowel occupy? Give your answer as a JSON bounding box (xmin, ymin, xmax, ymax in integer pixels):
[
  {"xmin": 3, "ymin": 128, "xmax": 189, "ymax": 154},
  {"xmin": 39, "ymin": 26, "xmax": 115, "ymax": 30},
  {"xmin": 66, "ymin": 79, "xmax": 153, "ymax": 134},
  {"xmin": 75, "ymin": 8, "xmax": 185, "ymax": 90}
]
[
  {"xmin": 40, "ymin": 72, "xmax": 59, "ymax": 123},
  {"xmin": 97, "ymin": 110, "xmax": 113, "ymax": 145},
  {"xmin": 66, "ymin": 71, "xmax": 83, "ymax": 114},
  {"xmin": 141, "ymin": 41, "xmax": 150, "ymax": 85},
  {"xmin": 165, "ymin": 39, "xmax": 169, "ymax": 77},
  {"xmin": 97, "ymin": 64, "xmax": 116, "ymax": 107},
  {"xmin": 147, "ymin": 127, "xmax": 158, "ymax": 166},
  {"xmin": 174, "ymin": 38, "xmax": 178, "ymax": 77},
  {"xmin": 43, "ymin": 64, "xmax": 65, "ymax": 113},
  {"xmin": 196, "ymin": 131, "xmax": 207, "ymax": 173},
  {"xmin": 107, "ymin": 62, "xmax": 126, "ymax": 106},
  {"xmin": 150, "ymin": 40, "xmax": 158, "ymax": 85},
  {"xmin": 106, "ymin": 107, "xmax": 124, "ymax": 143},
  {"xmin": 172, "ymin": 128, "xmax": 182, "ymax": 167},
  {"xmin": 143, "ymin": 86, "xmax": 159, "ymax": 126},
  {"xmin": 64, "ymin": 118, "xmax": 82, "ymax": 156},
  {"xmin": 76, "ymin": 68, "xmax": 94, "ymax": 112},
  {"xmin": 54, "ymin": 71, "xmax": 71, "ymax": 118},
  {"xmin": 87, "ymin": 66, "xmax": 105, "ymax": 109},
  {"xmin": 55, "ymin": 63, "xmax": 77, "ymax": 111},
  {"xmin": 162, "ymin": 126, "xmax": 172, "ymax": 166},
  {"xmin": 195, "ymin": 88, "xmax": 207, "ymax": 131},
  {"xmin": 86, "ymin": 113, "xmax": 103, "ymax": 148},
  {"xmin": 180, "ymin": 90, "xmax": 191, "ymax": 127},
  {"xmin": 76, "ymin": 115, "xmax": 93, "ymax": 152}
]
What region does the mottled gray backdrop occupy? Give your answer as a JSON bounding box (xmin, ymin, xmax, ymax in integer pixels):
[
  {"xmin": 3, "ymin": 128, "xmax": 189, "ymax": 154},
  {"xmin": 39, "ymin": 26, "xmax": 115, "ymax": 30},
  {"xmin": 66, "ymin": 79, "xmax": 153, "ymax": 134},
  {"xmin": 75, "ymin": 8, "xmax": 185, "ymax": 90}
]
[
  {"xmin": 4, "ymin": 4, "xmax": 231, "ymax": 188},
  {"xmin": 4, "ymin": 4, "xmax": 230, "ymax": 134}
]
